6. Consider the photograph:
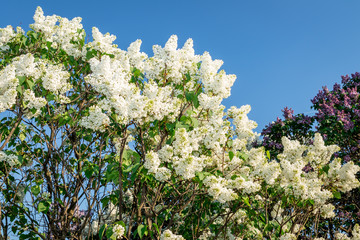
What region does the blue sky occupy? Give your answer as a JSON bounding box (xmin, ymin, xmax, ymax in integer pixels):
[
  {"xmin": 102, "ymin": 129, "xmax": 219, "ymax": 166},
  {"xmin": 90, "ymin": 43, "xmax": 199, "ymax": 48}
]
[{"xmin": 2, "ymin": 0, "xmax": 360, "ymax": 132}]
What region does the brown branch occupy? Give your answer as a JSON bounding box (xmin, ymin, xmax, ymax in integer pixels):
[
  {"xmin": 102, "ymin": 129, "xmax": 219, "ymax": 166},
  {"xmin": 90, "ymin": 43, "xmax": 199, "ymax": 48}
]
[{"xmin": 0, "ymin": 113, "xmax": 23, "ymax": 151}]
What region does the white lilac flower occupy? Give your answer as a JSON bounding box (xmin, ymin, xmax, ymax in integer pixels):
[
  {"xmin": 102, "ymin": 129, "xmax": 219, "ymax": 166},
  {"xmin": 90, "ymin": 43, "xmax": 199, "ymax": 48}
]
[
  {"xmin": 23, "ymin": 89, "xmax": 47, "ymax": 118},
  {"xmin": 280, "ymin": 233, "xmax": 297, "ymax": 240},
  {"xmin": 124, "ymin": 189, "xmax": 134, "ymax": 207},
  {"xmin": 155, "ymin": 167, "xmax": 171, "ymax": 182},
  {"xmin": 0, "ymin": 64, "xmax": 18, "ymax": 113},
  {"xmin": 0, "ymin": 152, "xmax": 20, "ymax": 167},
  {"xmin": 0, "ymin": 25, "xmax": 16, "ymax": 50},
  {"xmin": 111, "ymin": 224, "xmax": 125, "ymax": 239},
  {"xmin": 320, "ymin": 204, "xmax": 335, "ymax": 218},
  {"xmin": 41, "ymin": 62, "xmax": 71, "ymax": 94},
  {"xmin": 160, "ymin": 229, "xmax": 185, "ymax": 240},
  {"xmin": 228, "ymin": 105, "xmax": 257, "ymax": 139},
  {"xmin": 79, "ymin": 106, "xmax": 110, "ymax": 132},
  {"xmin": 204, "ymin": 176, "xmax": 238, "ymax": 203},
  {"xmin": 13, "ymin": 53, "xmax": 38, "ymax": 77},
  {"xmin": 144, "ymin": 151, "xmax": 160, "ymax": 173},
  {"xmin": 88, "ymin": 27, "xmax": 117, "ymax": 54},
  {"xmin": 127, "ymin": 39, "xmax": 148, "ymax": 71}
]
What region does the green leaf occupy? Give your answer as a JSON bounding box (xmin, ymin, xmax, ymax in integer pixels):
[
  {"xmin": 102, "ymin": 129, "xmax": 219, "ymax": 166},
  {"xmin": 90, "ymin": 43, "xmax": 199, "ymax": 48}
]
[
  {"xmin": 86, "ymin": 51, "xmax": 93, "ymax": 60},
  {"xmin": 190, "ymin": 117, "xmax": 199, "ymax": 128},
  {"xmin": 197, "ymin": 172, "xmax": 205, "ymax": 181},
  {"xmin": 185, "ymin": 91, "xmax": 199, "ymax": 108},
  {"xmin": 17, "ymin": 156, "xmax": 23, "ymax": 165},
  {"xmin": 229, "ymin": 151, "xmax": 234, "ymax": 160},
  {"xmin": 307, "ymin": 199, "xmax": 315, "ymax": 206},
  {"xmin": 226, "ymin": 140, "xmax": 233, "ymax": 148},
  {"xmin": 19, "ymin": 133, "xmax": 26, "ymax": 141},
  {"xmin": 46, "ymin": 93, "xmax": 55, "ymax": 101},
  {"xmin": 46, "ymin": 41, "xmax": 52, "ymax": 49},
  {"xmin": 152, "ymin": 223, "xmax": 160, "ymax": 234},
  {"xmin": 322, "ymin": 165, "xmax": 330, "ymax": 174},
  {"xmin": 333, "ymin": 191, "xmax": 341, "ymax": 199},
  {"xmin": 137, "ymin": 224, "xmax": 147, "ymax": 239},
  {"xmin": 124, "ymin": 162, "xmax": 140, "ymax": 174},
  {"xmin": 99, "ymin": 224, "xmax": 107, "ymax": 239},
  {"xmin": 243, "ymin": 196, "xmax": 251, "ymax": 207},
  {"xmin": 26, "ymin": 79, "xmax": 34, "ymax": 90},
  {"xmin": 17, "ymin": 76, "xmax": 26, "ymax": 85},
  {"xmin": 266, "ymin": 150, "xmax": 271, "ymax": 160},
  {"xmin": 37, "ymin": 202, "xmax": 49, "ymax": 213},
  {"xmin": 85, "ymin": 168, "xmax": 93, "ymax": 178},
  {"xmin": 115, "ymin": 221, "xmax": 126, "ymax": 229},
  {"xmin": 297, "ymin": 201, "xmax": 304, "ymax": 208},
  {"xmin": 238, "ymin": 152, "xmax": 248, "ymax": 161},
  {"xmin": 16, "ymin": 85, "xmax": 23, "ymax": 94},
  {"xmin": 31, "ymin": 185, "xmax": 41, "ymax": 196},
  {"xmin": 185, "ymin": 92, "xmax": 192, "ymax": 102},
  {"xmin": 106, "ymin": 227, "xmax": 114, "ymax": 239}
]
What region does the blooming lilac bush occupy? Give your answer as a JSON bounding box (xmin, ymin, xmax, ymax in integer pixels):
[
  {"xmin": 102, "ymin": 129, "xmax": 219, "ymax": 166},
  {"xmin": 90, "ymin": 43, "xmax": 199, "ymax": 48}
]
[
  {"xmin": 312, "ymin": 73, "xmax": 360, "ymax": 238},
  {"xmin": 312, "ymin": 73, "xmax": 360, "ymax": 163},
  {"xmin": 260, "ymin": 107, "xmax": 315, "ymax": 158},
  {"xmin": 261, "ymin": 73, "xmax": 360, "ymax": 238},
  {"xmin": 0, "ymin": 7, "xmax": 359, "ymax": 240}
]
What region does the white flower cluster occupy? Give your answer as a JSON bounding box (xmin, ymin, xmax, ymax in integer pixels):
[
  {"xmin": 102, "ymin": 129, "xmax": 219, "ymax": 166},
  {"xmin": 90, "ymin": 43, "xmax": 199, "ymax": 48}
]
[
  {"xmin": 320, "ymin": 203, "xmax": 335, "ymax": 218},
  {"xmin": 23, "ymin": 89, "xmax": 47, "ymax": 118},
  {"xmin": 150, "ymin": 110, "xmax": 232, "ymax": 181},
  {"xmin": 277, "ymin": 133, "xmax": 359, "ymax": 207},
  {"xmin": 79, "ymin": 106, "xmax": 110, "ymax": 132},
  {"xmin": 351, "ymin": 224, "xmax": 360, "ymax": 240},
  {"xmin": 87, "ymin": 27, "xmax": 118, "ymax": 55},
  {"xmin": 0, "ymin": 25, "xmax": 20, "ymax": 51},
  {"xmin": 0, "ymin": 151, "xmax": 20, "ymax": 167},
  {"xmin": 0, "ymin": 64, "xmax": 18, "ymax": 112},
  {"xmin": 124, "ymin": 188, "xmax": 134, "ymax": 207},
  {"xmin": 201, "ymin": 131, "xmax": 360, "ymax": 214},
  {"xmin": 144, "ymin": 35, "xmax": 199, "ymax": 84},
  {"xmin": 127, "ymin": 39, "xmax": 148, "ymax": 71},
  {"xmin": 280, "ymin": 233, "xmax": 297, "ymax": 240},
  {"xmin": 171, "ymin": 128, "xmax": 210, "ymax": 179},
  {"xmin": 140, "ymin": 101, "xmax": 359, "ymax": 210},
  {"xmin": 227, "ymin": 105, "xmax": 257, "ymax": 139},
  {"xmin": 12, "ymin": 49, "xmax": 71, "ymax": 99},
  {"xmin": 271, "ymin": 201, "xmax": 284, "ymax": 222},
  {"xmin": 41, "ymin": 192, "xmax": 50, "ymax": 199},
  {"xmin": 144, "ymin": 151, "xmax": 171, "ymax": 181},
  {"xmin": 111, "ymin": 224, "xmax": 125, "ymax": 239},
  {"xmin": 13, "ymin": 53, "xmax": 40, "ymax": 78},
  {"xmin": 198, "ymin": 228, "xmax": 214, "ymax": 240},
  {"xmin": 81, "ymin": 30, "xmax": 236, "ymax": 127},
  {"xmin": 85, "ymin": 53, "xmax": 182, "ymax": 125},
  {"xmin": 198, "ymin": 93, "xmax": 222, "ymax": 110},
  {"xmin": 200, "ymin": 51, "xmax": 236, "ymax": 98},
  {"xmin": 31, "ymin": 7, "xmax": 84, "ymax": 57},
  {"xmin": 203, "ymin": 176, "xmax": 238, "ymax": 203},
  {"xmin": 160, "ymin": 229, "xmax": 185, "ymax": 240},
  {"xmin": 144, "ymin": 151, "xmax": 161, "ymax": 173},
  {"xmin": 328, "ymin": 158, "xmax": 360, "ymax": 192},
  {"xmin": 41, "ymin": 62, "xmax": 71, "ymax": 95},
  {"xmin": 0, "ymin": 51, "xmax": 71, "ymax": 116}
]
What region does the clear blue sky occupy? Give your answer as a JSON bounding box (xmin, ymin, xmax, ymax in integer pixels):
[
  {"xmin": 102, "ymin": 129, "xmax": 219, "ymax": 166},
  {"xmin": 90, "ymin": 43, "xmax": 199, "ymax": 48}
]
[{"xmin": 2, "ymin": 0, "xmax": 360, "ymax": 132}]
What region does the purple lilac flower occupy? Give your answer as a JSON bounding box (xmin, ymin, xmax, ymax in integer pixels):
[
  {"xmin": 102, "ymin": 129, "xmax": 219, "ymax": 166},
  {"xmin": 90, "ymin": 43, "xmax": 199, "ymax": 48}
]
[
  {"xmin": 282, "ymin": 107, "xmax": 294, "ymax": 120},
  {"xmin": 341, "ymin": 75, "xmax": 350, "ymax": 84}
]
